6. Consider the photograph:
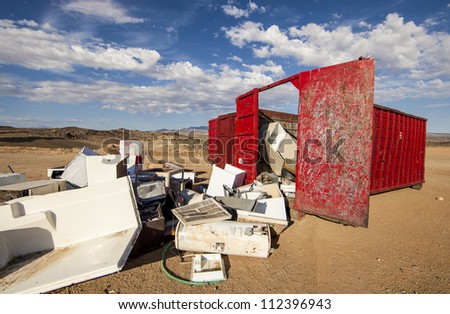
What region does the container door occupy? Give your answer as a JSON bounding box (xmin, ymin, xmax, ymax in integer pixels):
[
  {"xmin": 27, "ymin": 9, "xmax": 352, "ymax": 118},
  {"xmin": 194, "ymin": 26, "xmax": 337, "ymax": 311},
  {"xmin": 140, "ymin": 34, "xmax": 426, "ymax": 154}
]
[
  {"xmin": 234, "ymin": 89, "xmax": 259, "ymax": 184},
  {"xmin": 217, "ymin": 113, "xmax": 236, "ymax": 169},
  {"xmin": 208, "ymin": 119, "xmax": 218, "ymax": 164},
  {"xmin": 294, "ymin": 59, "xmax": 375, "ymax": 227}
]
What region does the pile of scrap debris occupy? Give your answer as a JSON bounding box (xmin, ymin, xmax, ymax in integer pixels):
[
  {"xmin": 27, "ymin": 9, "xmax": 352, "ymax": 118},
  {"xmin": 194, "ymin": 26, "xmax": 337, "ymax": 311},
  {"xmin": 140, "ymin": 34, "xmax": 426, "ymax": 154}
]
[{"xmin": 0, "ymin": 135, "xmax": 293, "ymax": 293}]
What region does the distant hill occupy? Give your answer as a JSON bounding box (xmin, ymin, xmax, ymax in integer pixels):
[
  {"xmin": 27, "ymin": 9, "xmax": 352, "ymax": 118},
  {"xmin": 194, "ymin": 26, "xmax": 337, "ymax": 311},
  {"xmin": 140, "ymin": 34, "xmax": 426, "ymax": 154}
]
[
  {"xmin": 154, "ymin": 126, "xmax": 208, "ymax": 132},
  {"xmin": 427, "ymin": 133, "xmax": 450, "ymax": 147}
]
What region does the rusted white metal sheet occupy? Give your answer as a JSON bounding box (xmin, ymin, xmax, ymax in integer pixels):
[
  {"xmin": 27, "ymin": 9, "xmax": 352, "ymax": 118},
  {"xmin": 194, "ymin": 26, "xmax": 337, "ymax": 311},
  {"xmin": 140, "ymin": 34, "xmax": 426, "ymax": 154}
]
[
  {"xmin": 175, "ymin": 220, "xmax": 271, "ymax": 258},
  {"xmin": 0, "ymin": 176, "xmax": 141, "ymax": 294}
]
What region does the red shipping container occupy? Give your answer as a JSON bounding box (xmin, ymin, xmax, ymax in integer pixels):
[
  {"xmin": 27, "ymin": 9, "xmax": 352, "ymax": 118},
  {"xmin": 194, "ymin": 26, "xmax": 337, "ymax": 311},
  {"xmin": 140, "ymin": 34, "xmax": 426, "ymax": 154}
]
[
  {"xmin": 207, "ymin": 59, "xmax": 427, "ymax": 227},
  {"xmin": 371, "ymin": 105, "xmax": 426, "ymax": 194}
]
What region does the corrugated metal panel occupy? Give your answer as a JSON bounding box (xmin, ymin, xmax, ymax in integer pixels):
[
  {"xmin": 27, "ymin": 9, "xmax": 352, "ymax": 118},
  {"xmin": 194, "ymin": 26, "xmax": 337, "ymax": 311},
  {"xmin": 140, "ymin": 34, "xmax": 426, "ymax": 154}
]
[
  {"xmin": 370, "ymin": 105, "xmax": 427, "ymax": 194},
  {"xmin": 217, "ymin": 113, "xmax": 236, "ymax": 169},
  {"xmin": 234, "ymin": 89, "xmax": 259, "ymax": 184},
  {"xmin": 294, "ymin": 58, "xmax": 375, "ymax": 227},
  {"xmin": 207, "ymin": 118, "xmax": 218, "ymax": 164}
]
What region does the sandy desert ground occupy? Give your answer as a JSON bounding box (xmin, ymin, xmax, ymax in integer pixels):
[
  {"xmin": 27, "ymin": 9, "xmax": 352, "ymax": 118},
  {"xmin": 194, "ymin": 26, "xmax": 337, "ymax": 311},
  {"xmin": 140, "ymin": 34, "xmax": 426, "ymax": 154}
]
[{"xmin": 0, "ymin": 132, "xmax": 449, "ymax": 294}]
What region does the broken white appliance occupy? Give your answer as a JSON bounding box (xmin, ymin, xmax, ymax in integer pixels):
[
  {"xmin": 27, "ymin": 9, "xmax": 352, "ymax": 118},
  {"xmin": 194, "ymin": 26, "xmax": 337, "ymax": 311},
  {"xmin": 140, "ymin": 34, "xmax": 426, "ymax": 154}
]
[
  {"xmin": 206, "ymin": 164, "xmax": 246, "ymax": 197},
  {"xmin": 175, "ymin": 220, "xmax": 271, "ymax": 258},
  {"xmin": 120, "ymin": 140, "xmax": 144, "ymax": 175},
  {"xmin": 0, "ymin": 176, "xmax": 141, "ymax": 294}
]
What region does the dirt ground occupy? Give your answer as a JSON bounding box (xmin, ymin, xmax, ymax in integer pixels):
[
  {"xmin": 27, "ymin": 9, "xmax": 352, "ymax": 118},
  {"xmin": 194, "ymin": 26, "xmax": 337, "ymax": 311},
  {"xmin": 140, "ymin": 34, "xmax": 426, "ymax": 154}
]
[{"xmin": 0, "ymin": 145, "xmax": 448, "ymax": 294}]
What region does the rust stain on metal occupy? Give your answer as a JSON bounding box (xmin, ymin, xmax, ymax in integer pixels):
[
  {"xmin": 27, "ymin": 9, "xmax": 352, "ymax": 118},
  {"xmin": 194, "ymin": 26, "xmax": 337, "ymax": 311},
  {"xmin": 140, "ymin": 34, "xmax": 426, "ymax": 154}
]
[
  {"xmin": 0, "ymin": 246, "xmax": 74, "ymax": 291},
  {"xmin": 294, "ymin": 58, "xmax": 375, "ymax": 227}
]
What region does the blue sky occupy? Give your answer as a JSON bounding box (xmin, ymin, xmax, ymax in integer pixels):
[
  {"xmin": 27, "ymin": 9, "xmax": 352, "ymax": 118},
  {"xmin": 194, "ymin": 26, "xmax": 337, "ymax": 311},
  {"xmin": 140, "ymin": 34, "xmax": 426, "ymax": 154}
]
[{"xmin": 0, "ymin": 0, "xmax": 449, "ymax": 132}]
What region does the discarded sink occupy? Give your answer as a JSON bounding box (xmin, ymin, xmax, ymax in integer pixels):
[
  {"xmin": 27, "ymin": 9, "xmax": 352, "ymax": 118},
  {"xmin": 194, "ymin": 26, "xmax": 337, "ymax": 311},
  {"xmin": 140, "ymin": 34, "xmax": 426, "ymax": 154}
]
[
  {"xmin": 175, "ymin": 220, "xmax": 271, "ymax": 258},
  {"xmin": 136, "ymin": 181, "xmax": 166, "ymax": 205},
  {"xmin": 0, "ymin": 176, "xmax": 141, "ymax": 294}
]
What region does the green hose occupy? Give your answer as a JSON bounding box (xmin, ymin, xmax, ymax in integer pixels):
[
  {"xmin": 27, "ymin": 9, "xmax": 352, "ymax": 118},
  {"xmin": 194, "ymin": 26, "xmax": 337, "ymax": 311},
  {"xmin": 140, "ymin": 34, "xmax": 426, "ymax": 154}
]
[{"xmin": 160, "ymin": 241, "xmax": 222, "ymax": 286}]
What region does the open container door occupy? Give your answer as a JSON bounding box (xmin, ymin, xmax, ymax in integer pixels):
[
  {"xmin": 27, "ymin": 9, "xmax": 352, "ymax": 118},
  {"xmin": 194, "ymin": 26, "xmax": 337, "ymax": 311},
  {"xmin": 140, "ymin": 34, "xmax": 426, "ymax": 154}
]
[{"xmin": 294, "ymin": 58, "xmax": 375, "ymax": 227}]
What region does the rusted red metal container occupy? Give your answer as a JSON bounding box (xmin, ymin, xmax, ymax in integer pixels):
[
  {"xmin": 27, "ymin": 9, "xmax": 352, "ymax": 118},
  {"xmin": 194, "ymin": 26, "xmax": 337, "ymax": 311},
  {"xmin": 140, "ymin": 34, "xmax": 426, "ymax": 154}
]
[
  {"xmin": 207, "ymin": 58, "xmax": 427, "ymax": 227},
  {"xmin": 371, "ymin": 105, "xmax": 427, "ymax": 194}
]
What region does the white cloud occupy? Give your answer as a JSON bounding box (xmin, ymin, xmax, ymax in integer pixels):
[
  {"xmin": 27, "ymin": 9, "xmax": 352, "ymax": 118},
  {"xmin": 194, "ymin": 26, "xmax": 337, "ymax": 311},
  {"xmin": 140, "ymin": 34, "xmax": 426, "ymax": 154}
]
[
  {"xmin": 358, "ymin": 21, "xmax": 372, "ymax": 29},
  {"xmin": 0, "ymin": 19, "xmax": 160, "ymax": 72},
  {"xmin": 0, "ymin": 53, "xmax": 288, "ymax": 116},
  {"xmin": 61, "ymin": 0, "xmax": 144, "ymax": 24},
  {"xmin": 425, "ymin": 103, "xmax": 450, "ymax": 108},
  {"xmin": 41, "ymin": 22, "xmax": 57, "ymax": 31},
  {"xmin": 16, "ymin": 19, "xmax": 39, "ymax": 28},
  {"xmin": 0, "ymin": 115, "xmax": 82, "ymax": 127},
  {"xmin": 222, "ymin": 5, "xmax": 249, "ymax": 18},
  {"xmin": 375, "ymin": 77, "xmax": 450, "ymax": 103},
  {"xmin": 243, "ymin": 60, "xmax": 285, "ymax": 77},
  {"xmin": 223, "ymin": 13, "xmax": 450, "ymax": 78},
  {"xmin": 227, "ymin": 55, "xmax": 243, "ymax": 62},
  {"xmin": 222, "ymin": 1, "xmax": 266, "ymax": 19},
  {"xmin": 423, "ymin": 17, "xmax": 439, "ymax": 27}
]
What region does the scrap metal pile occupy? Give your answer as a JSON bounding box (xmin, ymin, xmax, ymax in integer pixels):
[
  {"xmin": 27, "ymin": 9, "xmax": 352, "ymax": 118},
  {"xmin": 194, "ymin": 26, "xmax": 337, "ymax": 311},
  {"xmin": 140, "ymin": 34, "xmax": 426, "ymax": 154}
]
[
  {"xmin": 0, "ymin": 58, "xmax": 428, "ymax": 293},
  {"xmin": 0, "ymin": 137, "xmax": 293, "ymax": 293}
]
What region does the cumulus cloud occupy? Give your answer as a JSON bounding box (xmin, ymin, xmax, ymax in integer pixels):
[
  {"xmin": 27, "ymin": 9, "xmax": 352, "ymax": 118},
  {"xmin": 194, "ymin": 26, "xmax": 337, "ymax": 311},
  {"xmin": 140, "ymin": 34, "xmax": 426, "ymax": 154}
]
[
  {"xmin": 375, "ymin": 77, "xmax": 450, "ymax": 103},
  {"xmin": 227, "ymin": 55, "xmax": 243, "ymax": 62},
  {"xmin": 223, "ymin": 13, "xmax": 450, "ymax": 78},
  {"xmin": 358, "ymin": 21, "xmax": 372, "ymax": 29},
  {"xmin": 222, "ymin": 1, "xmax": 266, "ymax": 19},
  {"xmin": 0, "ymin": 19, "xmax": 160, "ymax": 72},
  {"xmin": 0, "ymin": 59, "xmax": 284, "ymax": 116},
  {"xmin": 61, "ymin": 0, "xmax": 144, "ymax": 24},
  {"xmin": 0, "ymin": 17, "xmax": 291, "ymax": 116},
  {"xmin": 243, "ymin": 60, "xmax": 285, "ymax": 77},
  {"xmin": 0, "ymin": 49, "xmax": 288, "ymax": 116}
]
